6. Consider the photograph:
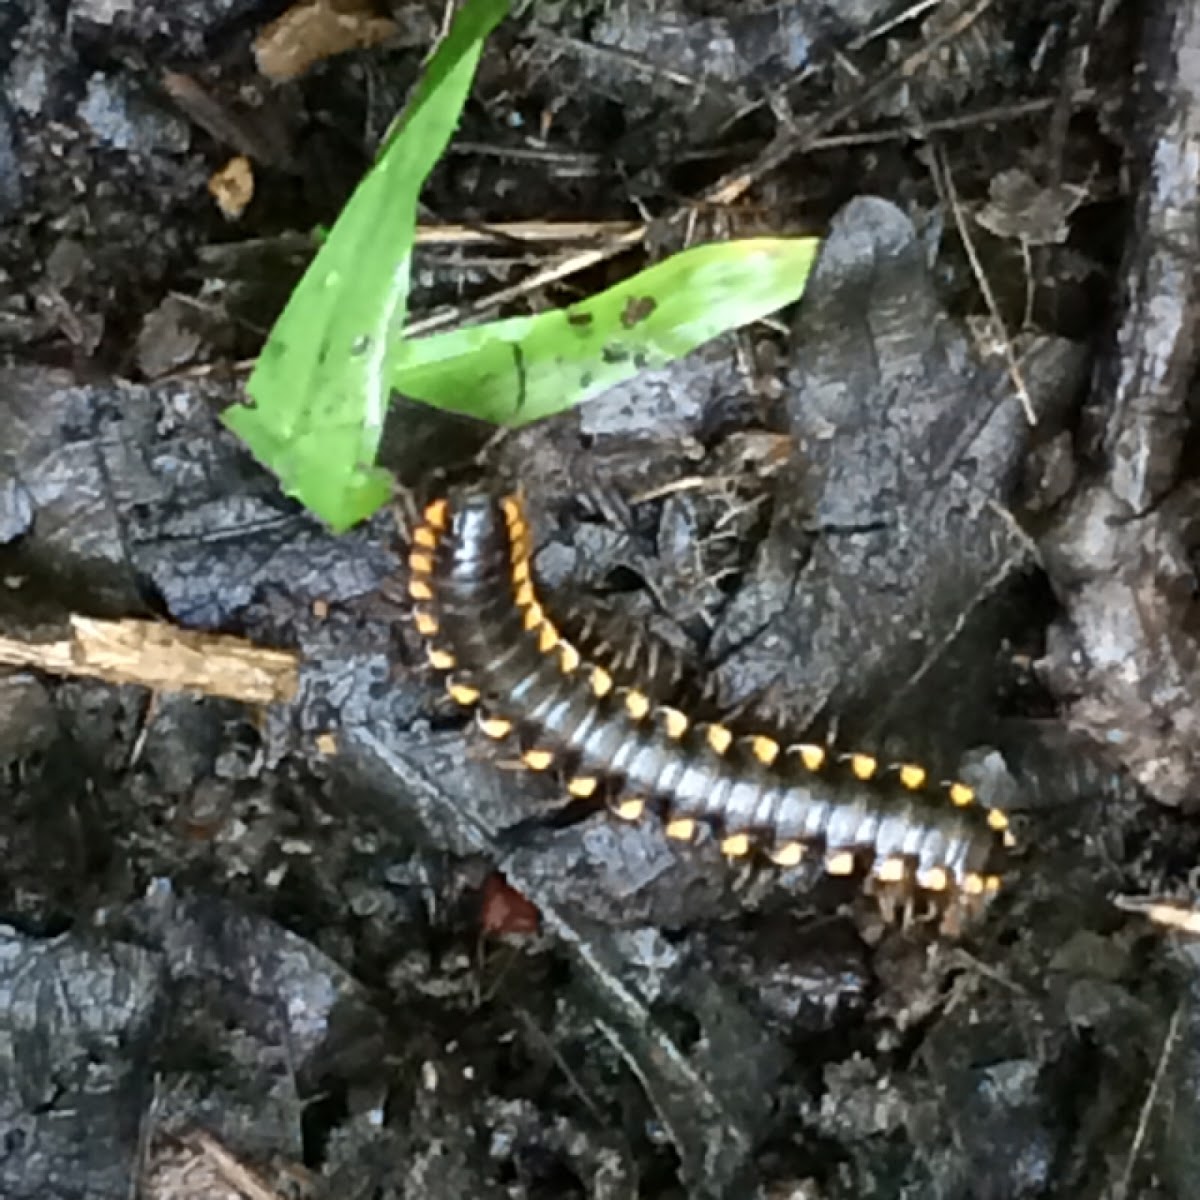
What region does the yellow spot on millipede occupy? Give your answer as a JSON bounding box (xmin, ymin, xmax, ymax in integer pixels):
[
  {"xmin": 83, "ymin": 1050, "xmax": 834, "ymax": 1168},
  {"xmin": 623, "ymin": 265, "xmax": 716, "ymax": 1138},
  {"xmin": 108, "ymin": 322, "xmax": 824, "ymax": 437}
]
[
  {"xmin": 522, "ymin": 602, "xmax": 545, "ymax": 632},
  {"xmin": 426, "ymin": 647, "xmax": 455, "ymax": 670},
  {"xmin": 514, "ymin": 579, "xmax": 535, "ymax": 608},
  {"xmin": 826, "ymin": 850, "xmax": 855, "ymax": 876},
  {"xmin": 590, "ymin": 667, "xmax": 613, "ymax": 698},
  {"xmin": 477, "ymin": 714, "xmax": 513, "ymax": 739},
  {"xmin": 424, "ymin": 499, "xmax": 448, "ymax": 529},
  {"xmin": 750, "ymin": 735, "xmax": 780, "ymax": 765},
  {"xmin": 875, "ymin": 856, "xmax": 907, "ymax": 883},
  {"xmin": 963, "ymin": 872, "xmax": 985, "ymax": 896},
  {"xmin": 1003, "ymin": 830, "xmax": 1017, "ymax": 848},
  {"xmin": 613, "ymin": 797, "xmax": 646, "ymax": 822},
  {"xmin": 707, "ymin": 724, "xmax": 733, "ymax": 755},
  {"xmin": 414, "ymin": 610, "xmax": 439, "ymax": 636},
  {"xmin": 500, "ymin": 496, "xmax": 522, "ymax": 528},
  {"xmin": 568, "ymin": 776, "xmax": 599, "ymax": 798},
  {"xmin": 512, "ymin": 559, "xmax": 531, "ymax": 586},
  {"xmin": 849, "ymin": 753, "xmax": 877, "ymax": 780},
  {"xmin": 898, "ymin": 763, "xmax": 926, "ymax": 790},
  {"xmin": 522, "ymin": 748, "xmax": 554, "ymax": 771},
  {"xmin": 917, "ymin": 866, "xmax": 950, "ymax": 893},
  {"xmin": 447, "ymin": 681, "xmax": 480, "ymax": 706},
  {"xmin": 987, "ymin": 808, "xmax": 1009, "ymax": 831},
  {"xmin": 408, "ymin": 551, "xmax": 433, "ymax": 576},
  {"xmin": 949, "ymin": 782, "xmax": 975, "ymax": 807},
  {"xmin": 769, "ymin": 842, "xmax": 804, "ymax": 867},
  {"xmin": 409, "ymin": 580, "xmax": 433, "ymax": 601},
  {"xmin": 665, "ymin": 817, "xmax": 696, "ymax": 842},
  {"xmin": 795, "ymin": 743, "xmax": 825, "ymax": 771},
  {"xmin": 624, "ymin": 690, "xmax": 651, "ymax": 720},
  {"xmin": 537, "ymin": 622, "xmax": 559, "ymax": 653},
  {"xmin": 721, "ymin": 833, "xmax": 751, "ymax": 858},
  {"xmin": 559, "ymin": 643, "xmax": 581, "ymax": 673},
  {"xmin": 659, "ymin": 707, "xmax": 689, "ymax": 739},
  {"xmin": 412, "ymin": 526, "xmax": 437, "ymax": 549}
]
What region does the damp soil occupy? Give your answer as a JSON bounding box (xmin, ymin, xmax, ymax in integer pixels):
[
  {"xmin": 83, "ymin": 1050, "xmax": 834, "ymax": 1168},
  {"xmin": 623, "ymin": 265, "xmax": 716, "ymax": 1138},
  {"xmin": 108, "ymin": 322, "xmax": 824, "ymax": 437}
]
[{"xmin": 3, "ymin": 2, "xmax": 1200, "ymax": 1199}]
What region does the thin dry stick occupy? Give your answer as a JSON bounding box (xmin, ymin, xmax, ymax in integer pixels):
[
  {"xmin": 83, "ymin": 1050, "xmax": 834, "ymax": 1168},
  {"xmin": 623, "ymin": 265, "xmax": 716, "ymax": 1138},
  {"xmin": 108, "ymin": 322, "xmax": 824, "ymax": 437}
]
[
  {"xmin": 931, "ymin": 146, "xmax": 1037, "ymax": 426},
  {"xmin": 1114, "ymin": 895, "xmax": 1200, "ymax": 934},
  {"xmin": 803, "ymin": 92, "xmax": 1095, "ymax": 151},
  {"xmin": 703, "ymin": 0, "xmax": 1000, "ymax": 207},
  {"xmin": 185, "ymin": 1129, "xmax": 289, "ymax": 1200},
  {"xmin": 1119, "ymin": 1001, "xmax": 1183, "ymax": 1199},
  {"xmin": 511, "ymin": 1008, "xmax": 607, "ymax": 1123},
  {"xmin": 0, "ymin": 616, "xmax": 299, "ymax": 704},
  {"xmin": 850, "ymin": 0, "xmax": 946, "ymax": 49},
  {"xmin": 414, "ymin": 219, "xmax": 641, "ymax": 246},
  {"xmin": 536, "ymin": 29, "xmax": 712, "ymax": 92},
  {"xmin": 402, "ymin": 224, "xmax": 648, "ymax": 337}
]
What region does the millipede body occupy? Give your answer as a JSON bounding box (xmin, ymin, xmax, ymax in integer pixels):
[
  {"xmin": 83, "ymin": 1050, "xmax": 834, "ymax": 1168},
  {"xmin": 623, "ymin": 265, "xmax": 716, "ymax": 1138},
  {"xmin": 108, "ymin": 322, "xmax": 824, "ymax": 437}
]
[{"xmin": 408, "ymin": 488, "xmax": 1013, "ymax": 919}]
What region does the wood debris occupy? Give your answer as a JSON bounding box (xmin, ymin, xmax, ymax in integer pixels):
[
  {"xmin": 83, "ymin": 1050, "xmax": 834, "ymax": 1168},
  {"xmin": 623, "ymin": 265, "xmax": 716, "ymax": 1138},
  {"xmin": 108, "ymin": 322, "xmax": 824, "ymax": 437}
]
[
  {"xmin": 254, "ymin": 0, "xmax": 397, "ymax": 83},
  {"xmin": 0, "ymin": 616, "xmax": 299, "ymax": 705}
]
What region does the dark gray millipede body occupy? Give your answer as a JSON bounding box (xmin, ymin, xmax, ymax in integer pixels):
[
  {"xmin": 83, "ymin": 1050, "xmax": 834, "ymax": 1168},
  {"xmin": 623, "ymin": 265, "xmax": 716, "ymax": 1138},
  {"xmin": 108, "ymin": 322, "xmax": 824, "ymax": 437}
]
[{"xmin": 408, "ymin": 488, "xmax": 1010, "ymax": 907}]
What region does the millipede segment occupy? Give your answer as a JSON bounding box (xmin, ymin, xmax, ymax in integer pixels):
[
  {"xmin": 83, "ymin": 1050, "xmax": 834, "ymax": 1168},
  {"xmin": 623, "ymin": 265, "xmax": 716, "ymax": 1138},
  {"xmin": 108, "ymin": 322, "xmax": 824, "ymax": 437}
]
[{"xmin": 408, "ymin": 488, "xmax": 1014, "ymax": 918}]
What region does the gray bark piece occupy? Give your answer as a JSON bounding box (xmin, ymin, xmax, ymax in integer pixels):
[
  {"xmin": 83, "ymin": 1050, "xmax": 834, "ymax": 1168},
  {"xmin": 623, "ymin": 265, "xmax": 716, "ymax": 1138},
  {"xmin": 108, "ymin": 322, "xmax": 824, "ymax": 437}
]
[
  {"xmin": 1038, "ymin": 0, "xmax": 1200, "ymax": 807},
  {"xmin": 712, "ymin": 197, "xmax": 1086, "ymax": 749}
]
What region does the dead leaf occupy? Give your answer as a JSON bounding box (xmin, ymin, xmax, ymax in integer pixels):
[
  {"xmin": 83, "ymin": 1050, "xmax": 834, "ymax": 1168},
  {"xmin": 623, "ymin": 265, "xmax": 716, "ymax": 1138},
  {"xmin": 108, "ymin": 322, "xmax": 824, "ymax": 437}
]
[
  {"xmin": 976, "ymin": 168, "xmax": 1087, "ymax": 246},
  {"xmin": 208, "ymin": 154, "xmax": 255, "ymax": 220},
  {"xmin": 254, "ymin": 0, "xmax": 397, "ymax": 83}
]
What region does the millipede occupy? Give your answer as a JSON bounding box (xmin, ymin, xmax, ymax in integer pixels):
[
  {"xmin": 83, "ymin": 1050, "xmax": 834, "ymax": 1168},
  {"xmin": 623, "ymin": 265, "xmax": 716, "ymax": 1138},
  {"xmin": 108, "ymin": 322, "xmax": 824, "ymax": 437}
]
[{"xmin": 407, "ymin": 487, "xmax": 1015, "ymax": 928}]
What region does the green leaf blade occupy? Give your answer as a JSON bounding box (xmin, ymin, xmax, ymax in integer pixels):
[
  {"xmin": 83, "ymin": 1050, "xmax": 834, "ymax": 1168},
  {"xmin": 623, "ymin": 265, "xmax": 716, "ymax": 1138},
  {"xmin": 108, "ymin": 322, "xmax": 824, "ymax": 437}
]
[
  {"xmin": 390, "ymin": 236, "xmax": 820, "ymax": 427},
  {"xmin": 223, "ymin": 0, "xmax": 509, "ymax": 531}
]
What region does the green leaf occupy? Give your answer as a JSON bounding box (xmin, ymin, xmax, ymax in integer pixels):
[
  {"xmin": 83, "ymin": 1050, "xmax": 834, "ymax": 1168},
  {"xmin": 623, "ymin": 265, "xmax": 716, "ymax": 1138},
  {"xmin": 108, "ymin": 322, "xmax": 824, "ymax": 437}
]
[
  {"xmin": 222, "ymin": 0, "xmax": 509, "ymax": 532},
  {"xmin": 389, "ymin": 236, "xmax": 820, "ymax": 426}
]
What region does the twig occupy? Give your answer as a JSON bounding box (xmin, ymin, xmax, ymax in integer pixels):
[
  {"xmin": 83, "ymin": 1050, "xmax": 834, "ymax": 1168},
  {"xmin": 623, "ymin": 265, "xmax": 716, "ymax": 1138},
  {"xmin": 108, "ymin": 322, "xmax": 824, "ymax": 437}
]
[
  {"xmin": 850, "ymin": 0, "xmax": 946, "ymax": 49},
  {"xmin": 1119, "ymin": 1001, "xmax": 1183, "ymax": 1199},
  {"xmin": 703, "ymin": 0, "xmax": 1001, "ymax": 206},
  {"xmin": 930, "ymin": 145, "xmax": 1038, "ymax": 425},
  {"xmin": 1115, "ymin": 895, "xmax": 1200, "ymax": 935},
  {"xmin": 512, "ymin": 1008, "xmax": 606, "ymax": 1123},
  {"xmin": 184, "ymin": 1128, "xmax": 290, "ymax": 1200},
  {"xmin": 0, "ymin": 616, "xmax": 299, "ymax": 705},
  {"xmin": 413, "ymin": 219, "xmax": 641, "ymax": 246},
  {"xmin": 402, "ymin": 225, "xmax": 648, "ymax": 337},
  {"xmin": 801, "ymin": 92, "xmax": 1096, "ymax": 150}
]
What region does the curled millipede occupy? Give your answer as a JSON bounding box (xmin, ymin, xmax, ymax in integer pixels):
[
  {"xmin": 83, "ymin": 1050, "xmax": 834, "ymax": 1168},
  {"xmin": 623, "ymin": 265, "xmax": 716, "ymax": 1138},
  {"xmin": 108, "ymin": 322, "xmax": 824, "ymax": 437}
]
[{"xmin": 407, "ymin": 488, "xmax": 1015, "ymax": 924}]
